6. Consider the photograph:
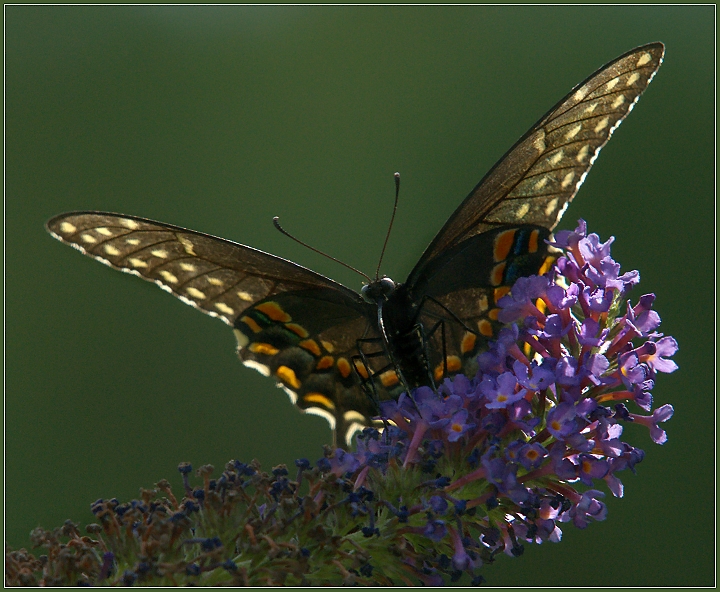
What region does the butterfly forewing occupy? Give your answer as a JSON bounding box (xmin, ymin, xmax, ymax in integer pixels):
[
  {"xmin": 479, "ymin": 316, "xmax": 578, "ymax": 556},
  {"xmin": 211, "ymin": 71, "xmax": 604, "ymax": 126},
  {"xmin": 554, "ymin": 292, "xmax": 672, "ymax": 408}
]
[
  {"xmin": 46, "ymin": 212, "xmax": 360, "ymax": 324},
  {"xmin": 46, "ymin": 212, "xmax": 377, "ymax": 446},
  {"xmin": 408, "ymin": 43, "xmax": 664, "ymax": 283}
]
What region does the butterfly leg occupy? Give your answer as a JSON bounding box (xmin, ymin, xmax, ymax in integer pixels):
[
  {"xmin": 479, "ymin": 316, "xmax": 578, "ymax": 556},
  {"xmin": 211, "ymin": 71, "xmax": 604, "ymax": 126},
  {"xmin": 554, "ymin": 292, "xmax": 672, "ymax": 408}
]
[
  {"xmin": 414, "ymin": 318, "xmax": 445, "ymax": 390},
  {"xmin": 418, "ymin": 294, "xmax": 479, "ymax": 335},
  {"xmin": 352, "ymin": 338, "xmax": 392, "ymax": 404},
  {"xmin": 414, "ymin": 294, "xmax": 481, "ymax": 385},
  {"xmin": 353, "ymin": 336, "xmax": 414, "ymax": 401}
]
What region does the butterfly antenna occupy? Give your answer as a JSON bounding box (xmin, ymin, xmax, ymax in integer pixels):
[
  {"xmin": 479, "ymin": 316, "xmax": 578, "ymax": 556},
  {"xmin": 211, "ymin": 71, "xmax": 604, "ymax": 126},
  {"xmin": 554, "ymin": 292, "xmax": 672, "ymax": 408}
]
[
  {"xmin": 273, "ymin": 216, "xmax": 371, "ymax": 282},
  {"xmin": 375, "ymin": 172, "xmax": 401, "ymax": 280}
]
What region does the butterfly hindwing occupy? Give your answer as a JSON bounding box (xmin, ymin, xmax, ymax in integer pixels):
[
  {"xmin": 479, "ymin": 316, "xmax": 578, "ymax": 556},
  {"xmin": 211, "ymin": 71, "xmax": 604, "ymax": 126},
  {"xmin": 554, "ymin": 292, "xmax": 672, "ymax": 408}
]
[
  {"xmin": 409, "ymin": 225, "xmax": 555, "ymax": 381},
  {"xmin": 46, "ymin": 212, "xmax": 377, "ymax": 446},
  {"xmin": 233, "ymin": 290, "xmax": 382, "ymax": 444}
]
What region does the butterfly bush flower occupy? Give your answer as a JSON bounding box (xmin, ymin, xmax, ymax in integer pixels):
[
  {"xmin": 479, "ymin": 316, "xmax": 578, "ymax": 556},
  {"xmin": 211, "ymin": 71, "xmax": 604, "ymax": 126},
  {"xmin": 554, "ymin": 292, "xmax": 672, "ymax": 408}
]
[{"xmin": 6, "ymin": 221, "xmax": 677, "ymax": 586}]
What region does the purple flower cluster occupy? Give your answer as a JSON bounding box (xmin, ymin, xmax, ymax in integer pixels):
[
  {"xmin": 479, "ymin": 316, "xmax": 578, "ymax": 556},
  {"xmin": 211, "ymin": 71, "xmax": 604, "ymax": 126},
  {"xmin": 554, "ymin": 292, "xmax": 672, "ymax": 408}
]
[{"xmin": 325, "ymin": 220, "xmax": 677, "ymax": 580}]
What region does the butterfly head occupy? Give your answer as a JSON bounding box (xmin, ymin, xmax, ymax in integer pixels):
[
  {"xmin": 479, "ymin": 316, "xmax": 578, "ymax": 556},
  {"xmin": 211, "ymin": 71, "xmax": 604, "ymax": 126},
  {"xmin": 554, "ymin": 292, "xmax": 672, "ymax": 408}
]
[{"xmin": 361, "ymin": 276, "xmax": 396, "ymax": 303}]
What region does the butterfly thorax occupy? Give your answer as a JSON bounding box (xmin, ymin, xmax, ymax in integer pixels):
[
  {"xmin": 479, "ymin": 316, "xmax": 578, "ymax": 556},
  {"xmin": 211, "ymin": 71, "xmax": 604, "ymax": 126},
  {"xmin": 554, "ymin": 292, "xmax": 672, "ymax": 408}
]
[{"xmin": 362, "ymin": 278, "xmax": 432, "ymax": 392}]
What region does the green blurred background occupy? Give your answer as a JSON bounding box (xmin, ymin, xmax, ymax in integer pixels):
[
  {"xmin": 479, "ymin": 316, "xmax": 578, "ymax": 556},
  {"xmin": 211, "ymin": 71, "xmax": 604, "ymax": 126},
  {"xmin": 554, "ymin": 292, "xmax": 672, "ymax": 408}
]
[{"xmin": 5, "ymin": 6, "xmax": 714, "ymax": 586}]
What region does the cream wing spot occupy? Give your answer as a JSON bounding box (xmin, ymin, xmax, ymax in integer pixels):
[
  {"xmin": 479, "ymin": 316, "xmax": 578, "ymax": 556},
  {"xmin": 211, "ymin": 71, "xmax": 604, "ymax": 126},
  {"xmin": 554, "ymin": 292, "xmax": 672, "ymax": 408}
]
[
  {"xmin": 103, "ymin": 244, "xmax": 121, "ymax": 256},
  {"xmin": 561, "ymin": 171, "xmax": 575, "ymax": 189},
  {"xmin": 95, "ymin": 227, "xmax": 113, "ymax": 236},
  {"xmin": 344, "ymin": 410, "xmax": 366, "ymax": 425},
  {"xmin": 81, "ymin": 234, "xmax": 97, "ymax": 244},
  {"xmin": 515, "ymin": 203, "xmax": 530, "ymax": 219},
  {"xmin": 215, "ymin": 302, "xmax": 235, "ymax": 315},
  {"xmin": 178, "ymin": 236, "xmax": 197, "ymax": 256},
  {"xmin": 576, "ymin": 145, "xmax": 590, "ymax": 163},
  {"xmin": 344, "ymin": 423, "xmax": 366, "ymax": 446},
  {"xmin": 605, "ymin": 78, "xmax": 619, "ymax": 91},
  {"xmin": 304, "ymin": 406, "xmax": 336, "ymax": 430},
  {"xmin": 611, "ymin": 94, "xmax": 626, "ymax": 109},
  {"xmin": 59, "ymin": 221, "xmax": 77, "ymax": 234},
  {"xmin": 532, "ymin": 133, "xmax": 546, "ymax": 153},
  {"xmin": 626, "ymin": 72, "xmax": 640, "ymax": 86},
  {"xmin": 208, "ymin": 277, "xmax": 224, "ymax": 286},
  {"xmin": 534, "ymin": 176, "xmax": 548, "ymax": 190},
  {"xmin": 233, "ymin": 328, "xmax": 249, "ymax": 349},
  {"xmin": 125, "ymin": 238, "xmax": 141, "ymax": 245},
  {"xmin": 564, "ymin": 123, "xmax": 582, "ymax": 141},
  {"xmin": 237, "ymin": 291, "xmax": 253, "ymax": 301},
  {"xmin": 477, "ymin": 294, "xmax": 489, "ymax": 312},
  {"xmin": 128, "ymin": 257, "xmax": 148, "ymax": 268},
  {"xmin": 120, "ymin": 218, "xmax": 140, "ymax": 230},
  {"xmin": 243, "ymin": 359, "xmax": 271, "ymax": 377},
  {"xmin": 583, "ymin": 102, "xmax": 598, "ymax": 115},
  {"xmin": 594, "ymin": 117, "xmax": 609, "ymax": 133},
  {"xmin": 636, "ymin": 52, "xmax": 652, "ymax": 67},
  {"xmin": 278, "ymin": 384, "xmax": 299, "ymax": 405},
  {"xmin": 549, "ymin": 150, "xmax": 564, "ymax": 166},
  {"xmin": 573, "ymin": 87, "xmax": 588, "ymax": 102},
  {"xmin": 180, "ymin": 262, "xmax": 196, "ymax": 272},
  {"xmin": 544, "ymin": 197, "xmax": 559, "ymax": 217},
  {"xmin": 151, "ymin": 249, "xmax": 168, "ymax": 259},
  {"xmin": 186, "ymin": 287, "xmax": 206, "ymax": 299},
  {"xmin": 159, "ymin": 270, "xmax": 178, "ymax": 284}
]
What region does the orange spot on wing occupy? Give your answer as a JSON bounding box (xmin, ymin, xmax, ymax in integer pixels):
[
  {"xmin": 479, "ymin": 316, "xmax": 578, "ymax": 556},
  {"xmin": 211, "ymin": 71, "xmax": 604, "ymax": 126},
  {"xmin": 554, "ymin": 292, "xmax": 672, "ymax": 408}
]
[
  {"xmin": 446, "ymin": 356, "xmax": 461, "ymax": 372},
  {"xmin": 320, "ymin": 340, "xmax": 335, "ymax": 353},
  {"xmin": 353, "ymin": 361, "xmax": 369, "ymax": 380},
  {"xmin": 285, "ymin": 323, "xmax": 309, "ymax": 338},
  {"xmin": 316, "ymin": 356, "xmax": 335, "ymax": 370},
  {"xmin": 488, "ymin": 308, "xmax": 500, "ymax": 321},
  {"xmin": 528, "ymin": 229, "xmax": 539, "ymax": 253},
  {"xmin": 303, "ymin": 392, "xmax": 335, "ymax": 410},
  {"xmin": 240, "ymin": 315, "xmax": 263, "ymax": 333},
  {"xmin": 434, "ymin": 356, "xmax": 462, "ymax": 381},
  {"xmin": 493, "ymin": 286, "xmax": 511, "ymax": 303},
  {"xmin": 380, "ymin": 370, "xmax": 399, "ymax": 388},
  {"xmin": 538, "ymin": 255, "xmax": 555, "ymax": 276},
  {"xmin": 255, "ymin": 301, "xmax": 291, "ymax": 322},
  {"xmin": 249, "ymin": 342, "xmax": 279, "ymax": 356},
  {"xmin": 299, "ymin": 339, "xmax": 322, "ymax": 356},
  {"xmin": 461, "ymin": 332, "xmax": 477, "ymax": 354},
  {"xmin": 337, "ymin": 357, "xmax": 352, "ymax": 378},
  {"xmin": 478, "ymin": 319, "xmax": 493, "ymax": 337},
  {"xmin": 490, "ymin": 262, "xmax": 506, "ymax": 286},
  {"xmin": 276, "ymin": 365, "xmax": 301, "ymax": 389},
  {"xmin": 493, "ymin": 229, "xmax": 516, "ymax": 261}
]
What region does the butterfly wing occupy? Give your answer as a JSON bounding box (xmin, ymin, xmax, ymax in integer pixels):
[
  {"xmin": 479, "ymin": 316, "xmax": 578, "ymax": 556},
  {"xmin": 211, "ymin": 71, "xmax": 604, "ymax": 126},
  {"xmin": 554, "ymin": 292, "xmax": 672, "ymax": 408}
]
[
  {"xmin": 46, "ymin": 211, "xmax": 378, "ymax": 446},
  {"xmin": 404, "ymin": 43, "xmax": 664, "ymax": 374}
]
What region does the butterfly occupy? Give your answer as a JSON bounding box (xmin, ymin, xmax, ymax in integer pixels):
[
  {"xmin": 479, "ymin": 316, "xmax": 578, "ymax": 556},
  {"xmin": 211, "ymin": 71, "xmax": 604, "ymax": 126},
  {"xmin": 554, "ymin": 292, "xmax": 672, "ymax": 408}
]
[{"xmin": 46, "ymin": 43, "xmax": 664, "ymax": 448}]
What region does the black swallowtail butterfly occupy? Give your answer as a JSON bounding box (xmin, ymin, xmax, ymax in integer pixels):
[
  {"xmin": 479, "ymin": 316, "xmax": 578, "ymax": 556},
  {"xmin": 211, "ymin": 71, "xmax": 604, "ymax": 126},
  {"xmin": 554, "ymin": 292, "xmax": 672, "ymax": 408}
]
[{"xmin": 47, "ymin": 43, "xmax": 664, "ymax": 447}]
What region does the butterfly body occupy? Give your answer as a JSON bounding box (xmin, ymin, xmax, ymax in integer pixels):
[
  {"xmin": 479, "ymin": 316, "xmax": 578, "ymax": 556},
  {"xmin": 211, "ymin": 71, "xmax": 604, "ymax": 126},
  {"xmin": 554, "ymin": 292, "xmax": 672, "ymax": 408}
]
[
  {"xmin": 46, "ymin": 43, "xmax": 665, "ymax": 447},
  {"xmin": 361, "ymin": 278, "xmax": 440, "ymax": 396}
]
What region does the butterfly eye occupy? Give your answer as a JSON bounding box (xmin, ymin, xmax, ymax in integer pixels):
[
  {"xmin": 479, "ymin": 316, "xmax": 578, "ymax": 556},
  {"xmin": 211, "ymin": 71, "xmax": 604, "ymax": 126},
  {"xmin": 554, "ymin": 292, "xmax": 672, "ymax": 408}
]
[
  {"xmin": 379, "ymin": 277, "xmax": 396, "ymax": 292},
  {"xmin": 361, "ymin": 277, "xmax": 396, "ymax": 303}
]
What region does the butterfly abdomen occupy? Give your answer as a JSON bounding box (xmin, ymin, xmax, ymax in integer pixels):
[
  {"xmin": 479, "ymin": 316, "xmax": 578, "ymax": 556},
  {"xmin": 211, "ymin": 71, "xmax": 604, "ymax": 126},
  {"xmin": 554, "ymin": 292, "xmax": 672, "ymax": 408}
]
[{"xmin": 381, "ymin": 285, "xmax": 439, "ymax": 391}]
